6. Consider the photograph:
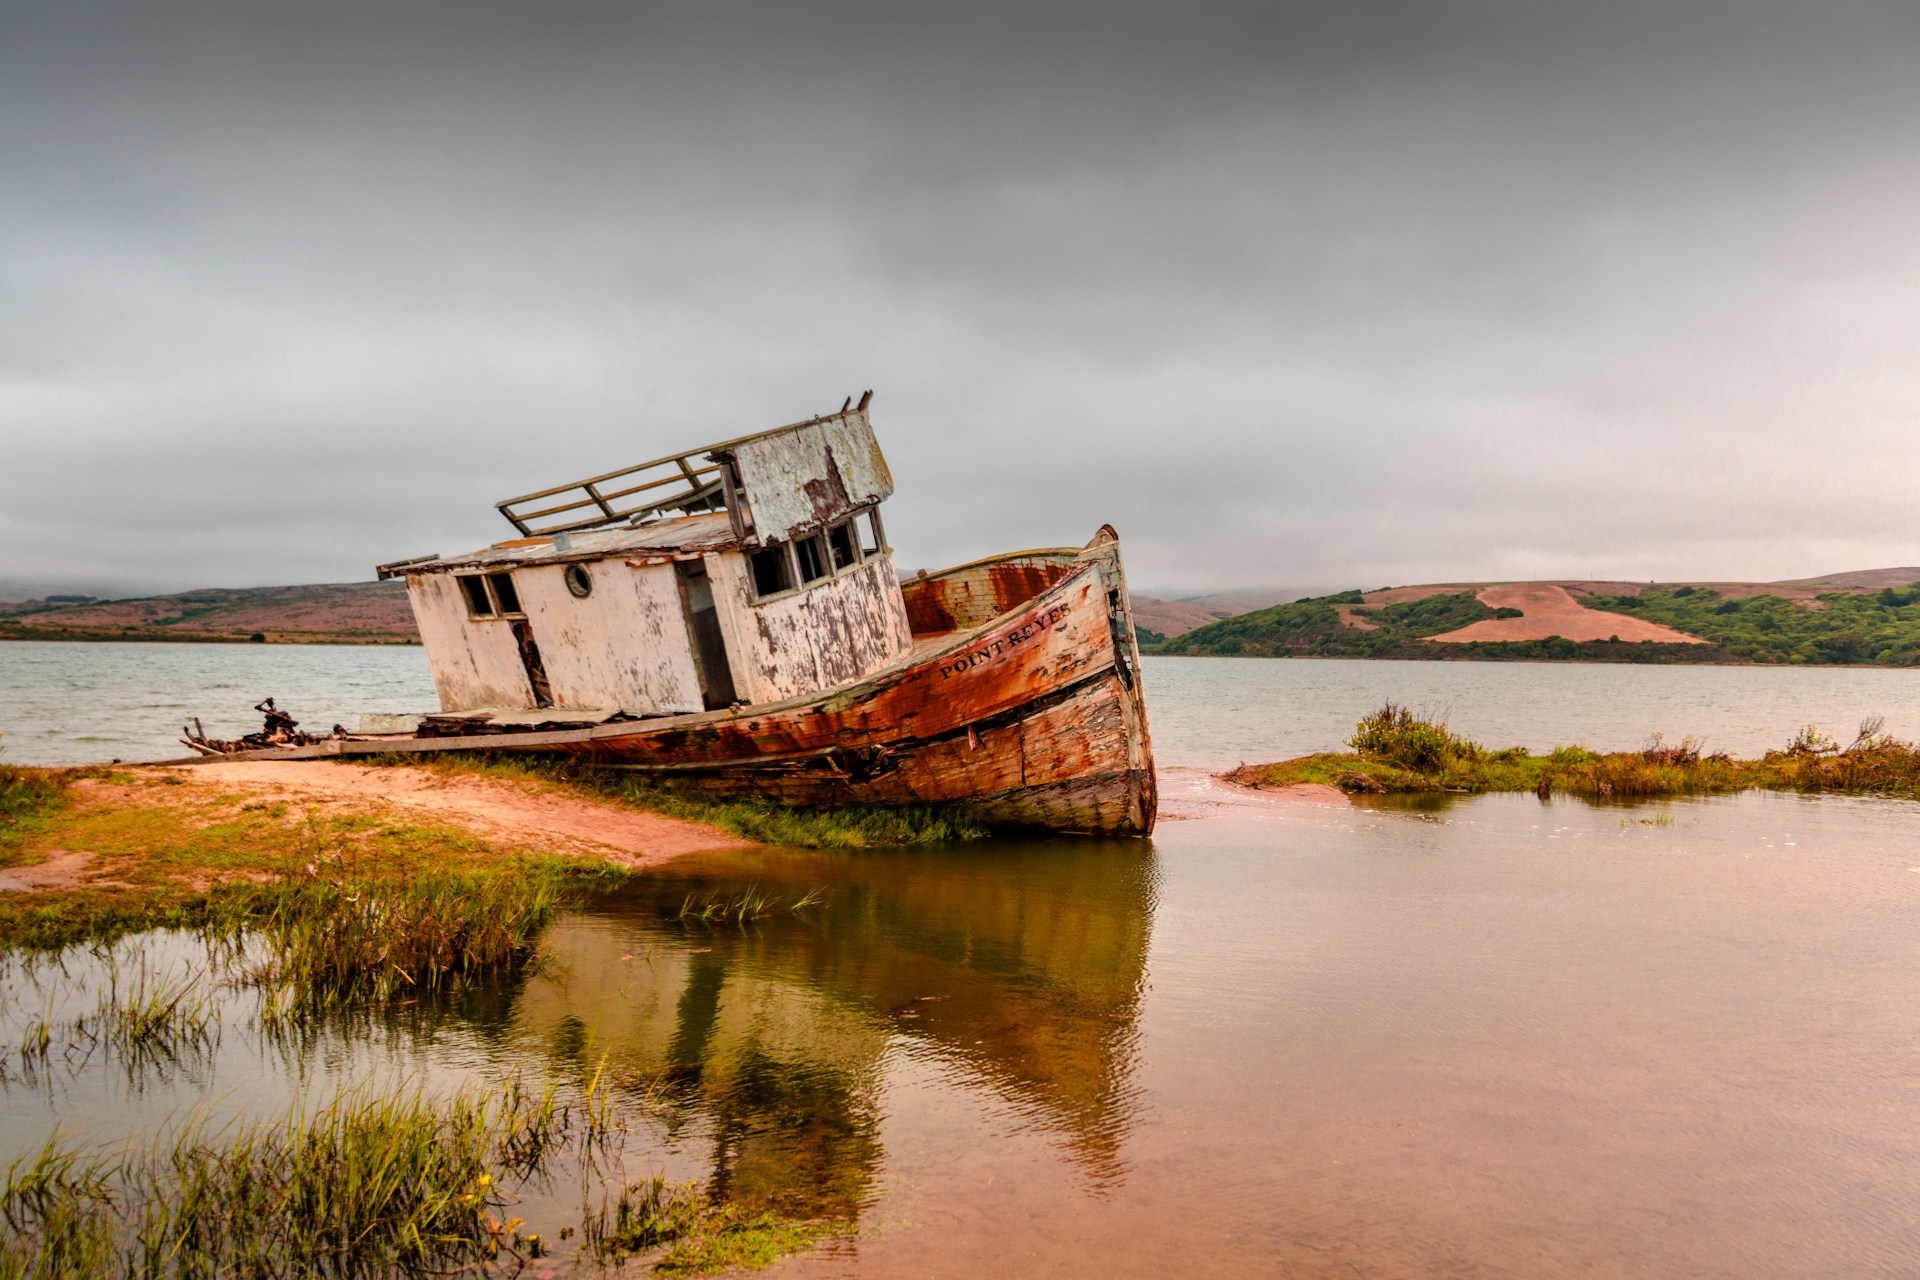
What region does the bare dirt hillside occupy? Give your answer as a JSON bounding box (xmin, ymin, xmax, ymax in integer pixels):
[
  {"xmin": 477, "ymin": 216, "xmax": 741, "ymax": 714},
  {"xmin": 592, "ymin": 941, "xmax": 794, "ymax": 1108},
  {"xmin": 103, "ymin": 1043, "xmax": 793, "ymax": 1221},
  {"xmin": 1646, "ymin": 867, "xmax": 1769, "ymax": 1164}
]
[
  {"xmin": 1427, "ymin": 584, "xmax": 1706, "ymax": 644},
  {"xmin": 1179, "ymin": 588, "xmax": 1331, "ymax": 615},
  {"xmin": 1130, "ymin": 596, "xmax": 1236, "ymax": 638},
  {"xmin": 1772, "ymin": 567, "xmax": 1920, "ymax": 590},
  {"xmin": 1159, "ymin": 566, "xmax": 1920, "ymax": 664}
]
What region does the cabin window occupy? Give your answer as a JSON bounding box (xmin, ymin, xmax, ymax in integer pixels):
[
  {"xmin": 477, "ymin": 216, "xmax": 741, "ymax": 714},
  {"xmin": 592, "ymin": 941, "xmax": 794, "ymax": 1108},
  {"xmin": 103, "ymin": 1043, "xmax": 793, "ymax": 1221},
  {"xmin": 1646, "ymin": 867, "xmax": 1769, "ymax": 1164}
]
[
  {"xmin": 487, "ymin": 572, "xmax": 523, "ymax": 615},
  {"xmin": 564, "ymin": 564, "xmax": 593, "ymax": 598},
  {"xmin": 460, "ymin": 571, "xmax": 527, "ymax": 619},
  {"xmin": 794, "ymin": 534, "xmax": 829, "ymax": 584},
  {"xmin": 828, "ymin": 521, "xmax": 858, "ymax": 571},
  {"xmin": 460, "ymin": 576, "xmax": 494, "ymax": 617},
  {"xmin": 859, "ymin": 508, "xmax": 885, "ymax": 558},
  {"xmin": 749, "ymin": 544, "xmax": 793, "ymax": 599}
]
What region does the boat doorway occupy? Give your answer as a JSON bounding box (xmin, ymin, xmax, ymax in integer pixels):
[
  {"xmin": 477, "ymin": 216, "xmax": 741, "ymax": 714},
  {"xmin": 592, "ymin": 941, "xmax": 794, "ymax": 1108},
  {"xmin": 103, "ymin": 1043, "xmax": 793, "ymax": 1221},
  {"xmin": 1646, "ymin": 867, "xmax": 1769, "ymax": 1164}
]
[{"xmin": 676, "ymin": 560, "xmax": 739, "ymax": 710}]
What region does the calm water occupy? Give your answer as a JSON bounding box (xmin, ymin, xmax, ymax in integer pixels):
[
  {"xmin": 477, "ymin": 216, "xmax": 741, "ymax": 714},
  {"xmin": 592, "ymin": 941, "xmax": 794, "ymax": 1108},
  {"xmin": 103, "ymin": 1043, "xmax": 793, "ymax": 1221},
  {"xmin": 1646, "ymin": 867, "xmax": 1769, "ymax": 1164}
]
[
  {"xmin": 0, "ymin": 641, "xmax": 435, "ymax": 765},
  {"xmin": 4, "ymin": 641, "xmax": 1919, "ymax": 764},
  {"xmin": 3, "ymin": 643, "xmax": 1920, "ymax": 1276}
]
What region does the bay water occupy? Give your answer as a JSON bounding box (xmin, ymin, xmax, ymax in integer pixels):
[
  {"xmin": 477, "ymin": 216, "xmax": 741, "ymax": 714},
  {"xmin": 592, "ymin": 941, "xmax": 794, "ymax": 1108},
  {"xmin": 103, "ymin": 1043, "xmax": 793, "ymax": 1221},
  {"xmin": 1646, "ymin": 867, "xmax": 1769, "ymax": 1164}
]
[
  {"xmin": 5, "ymin": 641, "xmax": 1920, "ymax": 766},
  {"xmin": 2, "ymin": 641, "xmax": 1918, "ymax": 1276}
]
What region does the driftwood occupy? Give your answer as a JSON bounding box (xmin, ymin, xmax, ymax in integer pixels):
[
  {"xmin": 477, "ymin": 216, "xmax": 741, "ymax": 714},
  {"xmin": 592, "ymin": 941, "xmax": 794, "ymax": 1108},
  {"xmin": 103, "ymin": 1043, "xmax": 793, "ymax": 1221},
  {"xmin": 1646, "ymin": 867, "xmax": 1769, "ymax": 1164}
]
[{"xmin": 180, "ymin": 698, "xmax": 343, "ymax": 756}]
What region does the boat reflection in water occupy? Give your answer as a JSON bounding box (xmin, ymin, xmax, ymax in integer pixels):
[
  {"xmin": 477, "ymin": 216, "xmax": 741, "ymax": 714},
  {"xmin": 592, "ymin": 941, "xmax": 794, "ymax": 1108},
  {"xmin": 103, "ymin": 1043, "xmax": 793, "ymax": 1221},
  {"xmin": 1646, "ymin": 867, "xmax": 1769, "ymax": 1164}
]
[{"xmin": 508, "ymin": 836, "xmax": 1158, "ymax": 1223}]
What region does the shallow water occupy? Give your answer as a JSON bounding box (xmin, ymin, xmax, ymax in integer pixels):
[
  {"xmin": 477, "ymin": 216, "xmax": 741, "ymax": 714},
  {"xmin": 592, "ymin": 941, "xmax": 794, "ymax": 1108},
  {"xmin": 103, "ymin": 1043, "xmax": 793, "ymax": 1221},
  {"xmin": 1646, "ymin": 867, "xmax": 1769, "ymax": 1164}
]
[
  {"xmin": 6, "ymin": 789, "xmax": 1919, "ymax": 1276},
  {"xmin": 3, "ymin": 645, "xmax": 1920, "ymax": 1274}
]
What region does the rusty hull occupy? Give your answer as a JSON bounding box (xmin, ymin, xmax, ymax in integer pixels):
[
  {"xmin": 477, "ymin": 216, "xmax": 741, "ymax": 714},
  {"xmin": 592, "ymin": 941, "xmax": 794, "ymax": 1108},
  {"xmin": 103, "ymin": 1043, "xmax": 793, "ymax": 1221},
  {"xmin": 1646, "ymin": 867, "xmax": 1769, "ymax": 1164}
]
[
  {"xmin": 899, "ymin": 554, "xmax": 1080, "ymax": 637},
  {"xmin": 194, "ymin": 529, "xmax": 1156, "ymax": 836}
]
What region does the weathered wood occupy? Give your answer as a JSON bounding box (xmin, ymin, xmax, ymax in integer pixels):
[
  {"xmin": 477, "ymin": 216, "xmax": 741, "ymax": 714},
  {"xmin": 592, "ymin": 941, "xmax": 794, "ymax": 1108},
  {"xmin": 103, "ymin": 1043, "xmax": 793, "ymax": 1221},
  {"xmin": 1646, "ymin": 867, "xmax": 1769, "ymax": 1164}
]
[
  {"xmin": 495, "ymin": 406, "xmax": 885, "ymax": 539},
  {"xmin": 192, "ymin": 531, "xmax": 1157, "ymax": 835}
]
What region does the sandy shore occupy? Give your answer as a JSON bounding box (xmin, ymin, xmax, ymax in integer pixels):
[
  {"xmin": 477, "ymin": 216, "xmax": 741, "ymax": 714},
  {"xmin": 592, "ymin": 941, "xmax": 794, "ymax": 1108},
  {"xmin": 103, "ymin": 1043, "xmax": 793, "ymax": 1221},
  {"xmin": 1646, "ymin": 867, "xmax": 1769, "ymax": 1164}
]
[
  {"xmin": 173, "ymin": 760, "xmax": 753, "ymax": 865},
  {"xmin": 0, "ymin": 760, "xmax": 752, "ymax": 896}
]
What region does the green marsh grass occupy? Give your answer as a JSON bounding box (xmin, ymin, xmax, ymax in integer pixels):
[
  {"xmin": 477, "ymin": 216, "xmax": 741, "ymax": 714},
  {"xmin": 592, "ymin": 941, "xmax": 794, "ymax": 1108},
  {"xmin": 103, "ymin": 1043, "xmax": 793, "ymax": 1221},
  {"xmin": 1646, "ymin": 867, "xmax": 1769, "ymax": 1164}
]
[
  {"xmin": 583, "ymin": 1176, "xmax": 835, "ymax": 1276},
  {"xmin": 1232, "ymin": 703, "xmax": 1920, "ymax": 802},
  {"xmin": 5, "ymin": 953, "xmax": 219, "ymax": 1086},
  {"xmin": 583, "ymin": 1175, "xmax": 708, "ymax": 1264},
  {"xmin": 0, "ymin": 1072, "xmax": 832, "ymax": 1278},
  {"xmin": 675, "ymin": 885, "xmax": 826, "ymax": 925},
  {"xmin": 0, "ymin": 1083, "xmax": 565, "ymax": 1279}
]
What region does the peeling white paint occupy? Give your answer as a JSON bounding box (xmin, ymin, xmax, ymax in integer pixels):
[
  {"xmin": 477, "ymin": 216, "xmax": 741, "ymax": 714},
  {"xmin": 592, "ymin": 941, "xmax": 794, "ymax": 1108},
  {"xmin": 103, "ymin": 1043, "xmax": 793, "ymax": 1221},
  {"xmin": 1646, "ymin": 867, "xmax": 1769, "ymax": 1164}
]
[
  {"xmin": 514, "ymin": 561, "xmax": 703, "ymax": 714},
  {"xmin": 407, "ymin": 574, "xmax": 535, "ymax": 711},
  {"xmin": 708, "ymin": 552, "xmax": 912, "ymax": 705},
  {"xmin": 731, "ymin": 410, "xmax": 892, "ymax": 543},
  {"xmin": 405, "ymin": 408, "xmax": 913, "ymax": 715}
]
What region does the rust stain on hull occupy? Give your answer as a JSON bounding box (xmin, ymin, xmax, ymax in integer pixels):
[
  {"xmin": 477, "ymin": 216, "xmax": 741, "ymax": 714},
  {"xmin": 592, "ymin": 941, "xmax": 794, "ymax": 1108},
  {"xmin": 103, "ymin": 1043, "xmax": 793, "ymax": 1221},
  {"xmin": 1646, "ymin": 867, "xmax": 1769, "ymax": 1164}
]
[{"xmin": 900, "ymin": 557, "xmax": 1079, "ymax": 636}]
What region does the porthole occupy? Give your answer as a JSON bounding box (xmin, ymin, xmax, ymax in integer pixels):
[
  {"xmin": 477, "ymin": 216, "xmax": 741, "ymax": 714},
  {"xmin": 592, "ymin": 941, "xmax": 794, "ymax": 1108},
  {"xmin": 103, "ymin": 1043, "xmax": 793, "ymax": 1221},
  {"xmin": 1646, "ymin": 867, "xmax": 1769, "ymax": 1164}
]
[{"xmin": 564, "ymin": 564, "xmax": 593, "ymax": 598}]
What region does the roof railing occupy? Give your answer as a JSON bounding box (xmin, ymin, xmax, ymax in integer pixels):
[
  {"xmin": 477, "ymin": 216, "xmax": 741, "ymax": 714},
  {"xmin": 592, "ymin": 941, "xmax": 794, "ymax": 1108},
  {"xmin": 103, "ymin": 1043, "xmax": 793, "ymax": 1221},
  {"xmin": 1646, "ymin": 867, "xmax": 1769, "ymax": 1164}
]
[
  {"xmin": 493, "ymin": 400, "xmax": 868, "ymax": 537},
  {"xmin": 496, "ymin": 449, "xmax": 729, "ymax": 536}
]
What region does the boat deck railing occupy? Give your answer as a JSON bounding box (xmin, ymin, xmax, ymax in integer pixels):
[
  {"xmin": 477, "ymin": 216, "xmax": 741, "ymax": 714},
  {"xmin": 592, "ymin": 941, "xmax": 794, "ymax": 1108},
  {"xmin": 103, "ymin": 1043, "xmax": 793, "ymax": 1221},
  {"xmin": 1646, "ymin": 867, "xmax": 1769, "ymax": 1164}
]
[
  {"xmin": 494, "ymin": 404, "xmax": 867, "ymax": 537},
  {"xmin": 496, "ymin": 447, "xmax": 732, "ymax": 537}
]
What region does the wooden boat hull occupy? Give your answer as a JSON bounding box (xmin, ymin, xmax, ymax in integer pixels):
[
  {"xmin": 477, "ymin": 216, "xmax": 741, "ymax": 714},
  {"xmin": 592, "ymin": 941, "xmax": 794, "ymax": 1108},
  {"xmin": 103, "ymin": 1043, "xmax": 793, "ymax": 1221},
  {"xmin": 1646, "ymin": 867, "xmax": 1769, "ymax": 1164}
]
[{"xmin": 196, "ymin": 529, "xmax": 1156, "ymax": 836}]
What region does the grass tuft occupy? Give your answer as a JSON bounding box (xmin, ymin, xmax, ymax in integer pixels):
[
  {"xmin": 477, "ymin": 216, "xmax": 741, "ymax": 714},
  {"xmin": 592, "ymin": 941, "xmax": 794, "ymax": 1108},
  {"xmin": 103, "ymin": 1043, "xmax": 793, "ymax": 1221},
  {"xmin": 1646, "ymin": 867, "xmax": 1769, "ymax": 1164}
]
[
  {"xmin": 583, "ymin": 1176, "xmax": 835, "ymax": 1276},
  {"xmin": 211, "ymin": 848, "xmax": 572, "ymax": 1011},
  {"xmin": 675, "ymin": 885, "xmax": 826, "ymax": 925}
]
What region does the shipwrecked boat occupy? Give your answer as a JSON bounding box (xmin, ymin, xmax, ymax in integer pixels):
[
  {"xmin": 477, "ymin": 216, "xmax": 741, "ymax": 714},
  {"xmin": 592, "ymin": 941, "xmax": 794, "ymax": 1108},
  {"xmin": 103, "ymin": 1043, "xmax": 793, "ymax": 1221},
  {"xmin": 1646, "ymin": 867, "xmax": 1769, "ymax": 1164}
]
[{"xmin": 187, "ymin": 397, "xmax": 1156, "ymax": 835}]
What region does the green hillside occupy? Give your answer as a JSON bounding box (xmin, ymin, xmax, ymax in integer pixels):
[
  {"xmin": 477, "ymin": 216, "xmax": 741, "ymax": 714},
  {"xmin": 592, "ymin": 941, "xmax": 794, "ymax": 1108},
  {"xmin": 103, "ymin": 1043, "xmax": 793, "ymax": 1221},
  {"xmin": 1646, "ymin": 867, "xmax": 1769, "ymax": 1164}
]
[
  {"xmin": 1584, "ymin": 585, "xmax": 1920, "ymax": 665},
  {"xmin": 1152, "ymin": 582, "xmax": 1920, "ymax": 666}
]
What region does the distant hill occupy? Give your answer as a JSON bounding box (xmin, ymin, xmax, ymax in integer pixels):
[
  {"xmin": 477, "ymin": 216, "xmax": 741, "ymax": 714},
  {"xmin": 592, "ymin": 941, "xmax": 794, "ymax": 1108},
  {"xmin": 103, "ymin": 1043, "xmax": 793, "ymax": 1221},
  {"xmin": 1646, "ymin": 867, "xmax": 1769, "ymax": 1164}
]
[
  {"xmin": 0, "ymin": 581, "xmax": 1256, "ymax": 646},
  {"xmin": 1130, "ymin": 587, "xmax": 1337, "ymax": 640},
  {"xmin": 0, "ymin": 581, "xmax": 416, "ymax": 644},
  {"xmin": 1154, "ymin": 570, "xmax": 1920, "ymax": 666},
  {"xmin": 1129, "ymin": 596, "xmax": 1236, "ymax": 640},
  {"xmin": 1173, "ymin": 588, "xmax": 1335, "ymax": 616}
]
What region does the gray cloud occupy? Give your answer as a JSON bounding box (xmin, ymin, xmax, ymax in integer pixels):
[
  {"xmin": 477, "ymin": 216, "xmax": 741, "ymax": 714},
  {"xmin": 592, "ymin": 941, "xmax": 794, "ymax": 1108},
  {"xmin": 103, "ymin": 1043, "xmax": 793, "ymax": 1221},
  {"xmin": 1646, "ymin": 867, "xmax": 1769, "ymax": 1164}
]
[{"xmin": 3, "ymin": 0, "xmax": 1918, "ymax": 598}]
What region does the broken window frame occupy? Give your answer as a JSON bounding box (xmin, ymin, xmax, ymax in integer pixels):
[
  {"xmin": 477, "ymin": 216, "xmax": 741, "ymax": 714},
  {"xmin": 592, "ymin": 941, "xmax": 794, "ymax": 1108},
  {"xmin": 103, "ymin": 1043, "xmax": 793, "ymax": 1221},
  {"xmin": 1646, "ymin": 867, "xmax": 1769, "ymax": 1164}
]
[
  {"xmin": 747, "ymin": 504, "xmax": 891, "ymax": 607},
  {"xmin": 458, "ymin": 571, "xmax": 528, "ymax": 620},
  {"xmin": 794, "ymin": 533, "xmax": 830, "ymax": 585},
  {"xmin": 859, "ymin": 507, "xmax": 886, "ymax": 559},
  {"xmin": 749, "ymin": 543, "xmax": 796, "ymax": 601},
  {"xmin": 459, "ymin": 575, "xmax": 495, "ymax": 618},
  {"xmin": 487, "ymin": 572, "xmax": 523, "ymax": 615},
  {"xmin": 827, "ymin": 520, "xmax": 859, "ymax": 571}
]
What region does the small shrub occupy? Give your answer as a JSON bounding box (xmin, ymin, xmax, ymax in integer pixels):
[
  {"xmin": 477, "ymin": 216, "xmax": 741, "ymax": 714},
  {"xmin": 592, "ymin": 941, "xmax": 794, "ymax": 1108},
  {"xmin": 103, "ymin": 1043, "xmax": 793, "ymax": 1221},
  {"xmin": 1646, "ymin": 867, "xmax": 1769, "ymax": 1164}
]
[
  {"xmin": 1348, "ymin": 703, "xmax": 1479, "ymax": 776},
  {"xmin": 1781, "ymin": 725, "xmax": 1839, "ymax": 758},
  {"xmin": 1640, "ymin": 733, "xmax": 1702, "ymax": 766}
]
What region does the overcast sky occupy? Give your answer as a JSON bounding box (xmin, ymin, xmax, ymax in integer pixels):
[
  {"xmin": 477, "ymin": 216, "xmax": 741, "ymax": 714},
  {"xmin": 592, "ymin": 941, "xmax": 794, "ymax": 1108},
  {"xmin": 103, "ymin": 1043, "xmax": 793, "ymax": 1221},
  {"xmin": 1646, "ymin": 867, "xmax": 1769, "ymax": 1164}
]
[{"xmin": 3, "ymin": 0, "xmax": 1918, "ymax": 599}]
